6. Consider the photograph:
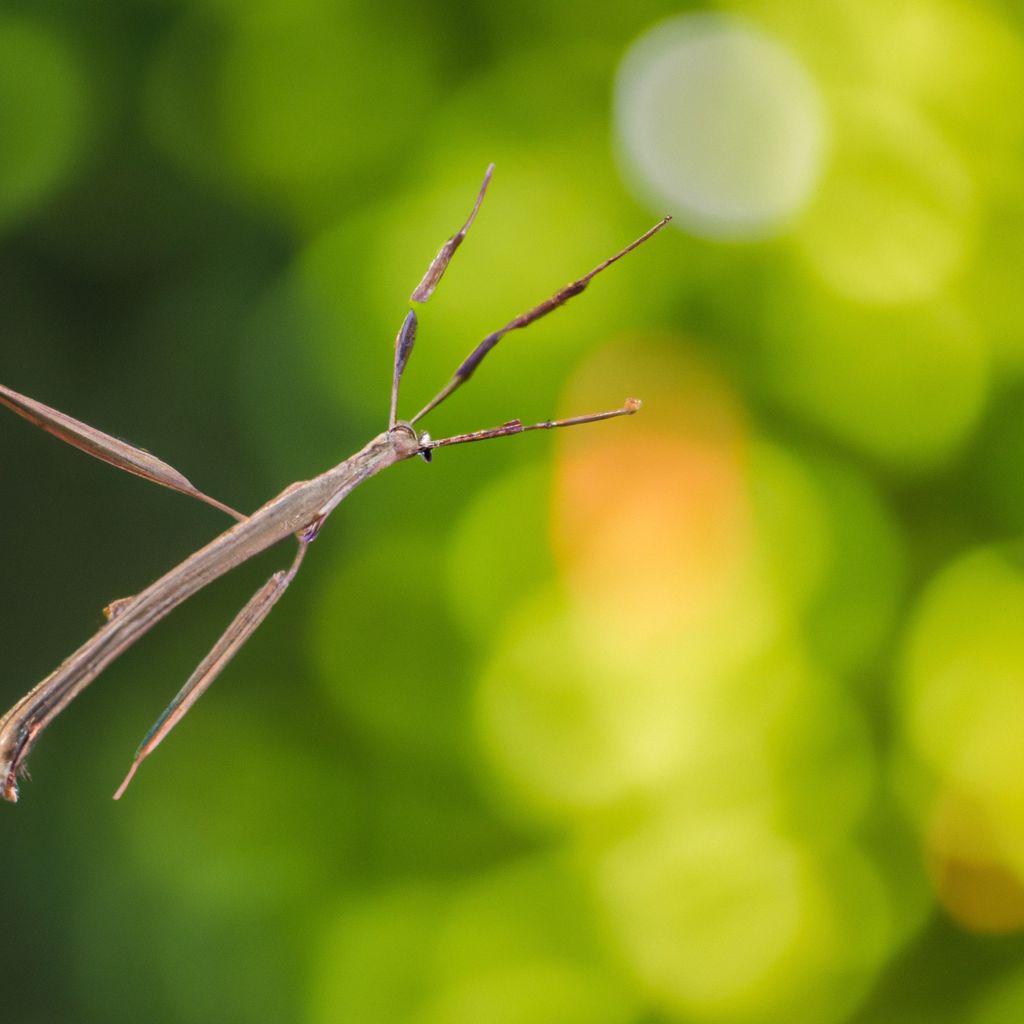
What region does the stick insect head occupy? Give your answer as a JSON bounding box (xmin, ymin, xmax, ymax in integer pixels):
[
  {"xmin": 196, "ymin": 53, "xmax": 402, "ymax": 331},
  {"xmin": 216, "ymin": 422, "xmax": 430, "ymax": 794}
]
[{"xmin": 385, "ymin": 418, "xmax": 429, "ymax": 461}]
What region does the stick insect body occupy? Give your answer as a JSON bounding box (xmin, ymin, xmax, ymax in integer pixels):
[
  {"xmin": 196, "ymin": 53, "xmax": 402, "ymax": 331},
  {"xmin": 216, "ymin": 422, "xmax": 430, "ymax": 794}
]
[{"xmin": 0, "ymin": 166, "xmax": 669, "ymax": 803}]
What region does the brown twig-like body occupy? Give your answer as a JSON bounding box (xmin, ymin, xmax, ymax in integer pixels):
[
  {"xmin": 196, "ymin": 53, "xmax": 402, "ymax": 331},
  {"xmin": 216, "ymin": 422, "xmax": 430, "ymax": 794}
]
[{"xmin": 0, "ymin": 166, "xmax": 669, "ymax": 802}]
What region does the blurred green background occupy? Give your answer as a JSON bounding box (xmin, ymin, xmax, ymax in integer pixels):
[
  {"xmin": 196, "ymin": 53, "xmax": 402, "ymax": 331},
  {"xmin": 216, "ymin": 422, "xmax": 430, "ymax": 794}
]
[{"xmin": 4, "ymin": 0, "xmax": 1024, "ymax": 1021}]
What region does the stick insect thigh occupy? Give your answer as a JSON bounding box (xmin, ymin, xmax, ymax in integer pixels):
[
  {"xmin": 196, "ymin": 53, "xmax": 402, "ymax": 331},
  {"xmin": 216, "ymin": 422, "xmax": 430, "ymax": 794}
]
[{"xmin": 0, "ymin": 431, "xmax": 414, "ymax": 801}]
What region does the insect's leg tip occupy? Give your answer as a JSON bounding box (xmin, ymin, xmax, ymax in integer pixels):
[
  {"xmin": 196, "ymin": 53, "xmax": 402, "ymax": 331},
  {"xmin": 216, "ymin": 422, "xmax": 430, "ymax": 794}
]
[
  {"xmin": 112, "ymin": 763, "xmax": 138, "ymax": 801},
  {"xmin": 2, "ymin": 773, "xmax": 19, "ymax": 803}
]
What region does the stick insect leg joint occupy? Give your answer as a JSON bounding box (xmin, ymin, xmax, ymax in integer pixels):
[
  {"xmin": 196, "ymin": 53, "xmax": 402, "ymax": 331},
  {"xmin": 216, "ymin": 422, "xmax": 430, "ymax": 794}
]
[{"xmin": 297, "ymin": 516, "xmax": 326, "ymax": 543}]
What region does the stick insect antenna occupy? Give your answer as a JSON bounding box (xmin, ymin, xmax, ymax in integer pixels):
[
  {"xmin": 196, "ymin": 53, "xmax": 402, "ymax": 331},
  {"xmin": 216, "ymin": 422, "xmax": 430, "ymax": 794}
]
[
  {"xmin": 422, "ymin": 397, "xmax": 643, "ymax": 452},
  {"xmin": 388, "ymin": 164, "xmax": 495, "ymax": 429},
  {"xmin": 410, "ymin": 215, "xmax": 671, "ymax": 426}
]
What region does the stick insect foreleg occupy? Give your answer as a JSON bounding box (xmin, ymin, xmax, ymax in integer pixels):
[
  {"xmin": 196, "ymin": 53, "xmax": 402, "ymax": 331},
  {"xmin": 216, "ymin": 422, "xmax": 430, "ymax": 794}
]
[
  {"xmin": 389, "ymin": 164, "xmax": 495, "ymax": 430},
  {"xmin": 410, "ymin": 216, "xmax": 671, "ymax": 425}
]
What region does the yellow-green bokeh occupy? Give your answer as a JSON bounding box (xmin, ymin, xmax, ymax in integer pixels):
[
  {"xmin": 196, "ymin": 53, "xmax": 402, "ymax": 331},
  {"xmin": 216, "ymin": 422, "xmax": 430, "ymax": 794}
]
[{"xmin": 3, "ymin": 0, "xmax": 1024, "ymax": 1022}]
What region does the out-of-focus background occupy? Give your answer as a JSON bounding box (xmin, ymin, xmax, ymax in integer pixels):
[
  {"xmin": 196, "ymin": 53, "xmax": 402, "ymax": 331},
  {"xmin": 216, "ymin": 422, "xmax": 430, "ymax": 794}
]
[{"xmin": 3, "ymin": 0, "xmax": 1024, "ymax": 1021}]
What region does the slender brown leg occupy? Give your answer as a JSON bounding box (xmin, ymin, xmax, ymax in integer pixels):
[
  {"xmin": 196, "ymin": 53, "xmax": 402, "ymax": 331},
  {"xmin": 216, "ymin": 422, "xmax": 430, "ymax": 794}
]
[
  {"xmin": 410, "ymin": 218, "xmax": 670, "ymax": 426},
  {"xmin": 112, "ymin": 540, "xmax": 310, "ymax": 799},
  {"xmin": 388, "ymin": 164, "xmax": 495, "ymax": 429}
]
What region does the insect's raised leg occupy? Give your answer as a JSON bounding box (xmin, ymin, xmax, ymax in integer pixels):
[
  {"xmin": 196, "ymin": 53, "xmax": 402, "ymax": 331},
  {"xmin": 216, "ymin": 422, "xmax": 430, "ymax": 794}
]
[
  {"xmin": 388, "ymin": 164, "xmax": 494, "ymax": 429},
  {"xmin": 410, "ymin": 217, "xmax": 671, "ymax": 426},
  {"xmin": 112, "ymin": 538, "xmax": 310, "ymax": 799},
  {"xmin": 389, "ymin": 310, "xmax": 418, "ymax": 430},
  {"xmin": 410, "ymin": 162, "xmax": 494, "ymax": 304},
  {"xmin": 0, "ymin": 382, "xmax": 244, "ymax": 521}
]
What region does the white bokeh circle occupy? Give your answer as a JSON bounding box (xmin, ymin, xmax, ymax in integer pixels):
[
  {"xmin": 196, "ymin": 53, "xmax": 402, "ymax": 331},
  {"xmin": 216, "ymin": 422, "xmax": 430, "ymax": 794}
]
[{"xmin": 616, "ymin": 14, "xmax": 827, "ymax": 240}]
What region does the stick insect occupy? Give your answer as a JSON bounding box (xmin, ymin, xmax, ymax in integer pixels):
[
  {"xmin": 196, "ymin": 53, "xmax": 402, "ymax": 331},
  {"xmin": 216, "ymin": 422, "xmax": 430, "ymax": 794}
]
[{"xmin": 0, "ymin": 165, "xmax": 669, "ymax": 803}]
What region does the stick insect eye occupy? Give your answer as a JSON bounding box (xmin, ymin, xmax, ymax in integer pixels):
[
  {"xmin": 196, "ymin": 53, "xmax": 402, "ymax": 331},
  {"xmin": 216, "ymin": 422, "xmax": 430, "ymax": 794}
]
[
  {"xmin": 418, "ymin": 431, "xmax": 432, "ymax": 463},
  {"xmin": 387, "ymin": 421, "xmax": 424, "ymax": 459}
]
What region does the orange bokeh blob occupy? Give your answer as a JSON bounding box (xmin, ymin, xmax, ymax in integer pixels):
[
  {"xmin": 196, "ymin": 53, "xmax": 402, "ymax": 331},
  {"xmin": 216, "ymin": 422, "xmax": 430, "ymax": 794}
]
[
  {"xmin": 927, "ymin": 791, "xmax": 1024, "ymax": 934},
  {"xmin": 552, "ymin": 338, "xmax": 754, "ymax": 644},
  {"xmin": 554, "ymin": 436, "xmax": 751, "ymax": 639}
]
